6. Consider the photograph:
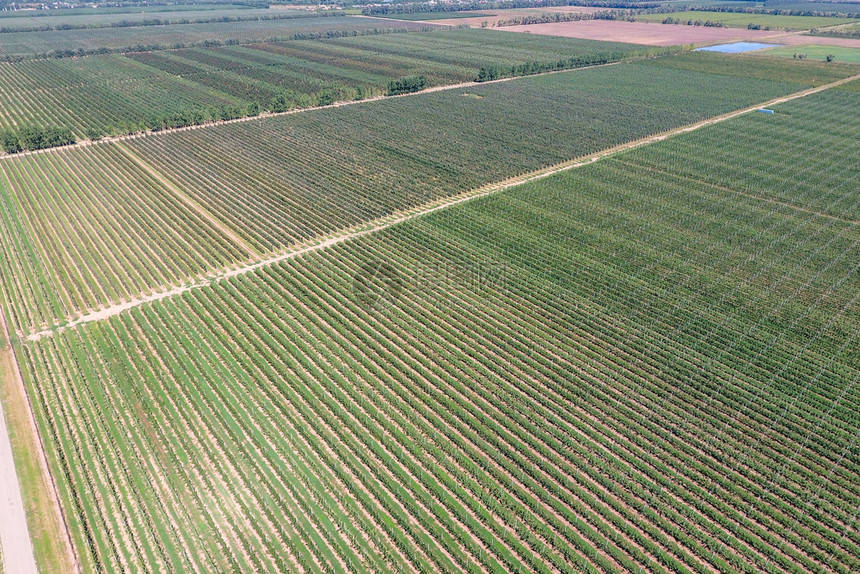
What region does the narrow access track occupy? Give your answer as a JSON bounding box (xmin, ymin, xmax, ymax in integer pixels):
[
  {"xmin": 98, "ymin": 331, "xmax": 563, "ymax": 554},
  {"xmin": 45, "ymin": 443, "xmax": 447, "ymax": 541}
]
[
  {"xmin": 0, "ymin": 301, "xmax": 78, "ymax": 574},
  {"xmin": 0, "ymin": 60, "xmax": 629, "ymax": 161},
  {"xmin": 113, "ymin": 142, "xmax": 262, "ymax": 260},
  {"xmin": 23, "ymin": 70, "xmax": 860, "ymax": 343}
]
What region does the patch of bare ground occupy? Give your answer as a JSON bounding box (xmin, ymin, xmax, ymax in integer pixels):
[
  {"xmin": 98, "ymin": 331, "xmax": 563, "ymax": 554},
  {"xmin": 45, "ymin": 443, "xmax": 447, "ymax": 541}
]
[
  {"xmin": 497, "ymin": 19, "xmax": 792, "ymax": 46},
  {"xmin": 778, "ymin": 34, "xmax": 860, "ymax": 48}
]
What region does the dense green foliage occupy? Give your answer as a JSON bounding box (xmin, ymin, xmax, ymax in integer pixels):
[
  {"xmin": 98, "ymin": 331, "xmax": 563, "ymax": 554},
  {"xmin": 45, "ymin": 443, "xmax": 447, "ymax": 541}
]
[
  {"xmin": 0, "ymin": 29, "xmax": 653, "ymax": 138},
  {"xmin": 0, "ymin": 125, "xmax": 75, "ymax": 152},
  {"xmin": 19, "ymin": 86, "xmax": 860, "ymax": 573},
  {"xmin": 126, "ymin": 58, "xmax": 827, "ymax": 256},
  {"xmin": 386, "ymin": 75, "xmax": 428, "ymax": 95}
]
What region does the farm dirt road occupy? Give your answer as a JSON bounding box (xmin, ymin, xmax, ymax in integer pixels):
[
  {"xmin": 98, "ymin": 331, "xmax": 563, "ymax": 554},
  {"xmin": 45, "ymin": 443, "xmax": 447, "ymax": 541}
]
[
  {"xmin": 0, "ymin": 313, "xmax": 37, "ymax": 574},
  {"xmin": 24, "ymin": 70, "xmax": 860, "ymax": 344}
]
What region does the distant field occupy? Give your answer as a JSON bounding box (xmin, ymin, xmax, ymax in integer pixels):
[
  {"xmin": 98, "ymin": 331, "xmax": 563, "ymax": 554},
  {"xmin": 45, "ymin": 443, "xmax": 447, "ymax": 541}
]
[
  {"xmin": 0, "ymin": 29, "xmax": 655, "ymax": 137},
  {"xmin": 760, "ymin": 43, "xmax": 860, "ymax": 62},
  {"xmin": 0, "ymin": 7, "xmax": 295, "ymax": 32},
  {"xmin": 19, "ymin": 84, "xmax": 860, "ymax": 574},
  {"xmin": 637, "ymin": 10, "xmax": 859, "ymax": 29},
  {"xmin": 0, "ymin": 14, "xmax": 418, "ymax": 57},
  {"xmin": 0, "ymin": 3, "xmax": 252, "ymax": 19},
  {"xmin": 0, "ymin": 144, "xmax": 250, "ymax": 335},
  {"xmin": 377, "ymin": 11, "xmax": 492, "ymax": 21},
  {"xmin": 0, "ymin": 52, "xmax": 849, "ymax": 337},
  {"xmin": 125, "ymin": 54, "xmax": 841, "ymax": 257}
]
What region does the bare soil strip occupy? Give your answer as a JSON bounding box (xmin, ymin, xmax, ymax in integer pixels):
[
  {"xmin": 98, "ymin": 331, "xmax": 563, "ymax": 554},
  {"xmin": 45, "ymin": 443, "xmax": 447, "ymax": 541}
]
[
  {"xmin": 113, "ymin": 142, "xmax": 262, "ymax": 260},
  {"xmin": 24, "ymin": 71, "xmax": 860, "ymax": 344},
  {"xmin": 0, "ymin": 304, "xmax": 78, "ymax": 574}
]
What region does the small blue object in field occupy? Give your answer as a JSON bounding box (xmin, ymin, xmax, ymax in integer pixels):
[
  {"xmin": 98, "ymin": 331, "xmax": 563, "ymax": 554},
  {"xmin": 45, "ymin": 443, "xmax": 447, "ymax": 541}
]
[
  {"xmin": 696, "ymin": 42, "xmax": 781, "ymax": 53},
  {"xmin": 757, "ymin": 109, "xmax": 775, "ymax": 114}
]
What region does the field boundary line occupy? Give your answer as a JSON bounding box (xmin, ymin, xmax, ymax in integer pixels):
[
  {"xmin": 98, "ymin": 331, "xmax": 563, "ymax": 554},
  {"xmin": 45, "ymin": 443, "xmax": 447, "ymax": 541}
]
[
  {"xmin": 114, "ymin": 141, "xmax": 262, "ymax": 260},
  {"xmin": 23, "ymin": 71, "xmax": 860, "ymax": 343},
  {"xmin": 0, "ymin": 304, "xmax": 79, "ymax": 574}
]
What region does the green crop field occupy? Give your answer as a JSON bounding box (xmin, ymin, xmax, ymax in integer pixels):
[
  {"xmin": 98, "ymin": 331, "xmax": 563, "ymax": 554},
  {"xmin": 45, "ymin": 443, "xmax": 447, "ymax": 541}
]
[
  {"xmin": 0, "ymin": 14, "xmax": 422, "ymax": 58},
  {"xmin": 126, "ymin": 54, "xmax": 845, "ymax": 255},
  {"xmin": 637, "ymin": 10, "xmax": 858, "ymax": 29},
  {"xmin": 16, "ymin": 82, "xmax": 860, "ymax": 574},
  {"xmin": 0, "ymin": 7, "xmax": 858, "ymax": 572},
  {"xmin": 759, "ymin": 44, "xmax": 860, "ymax": 63},
  {"xmin": 0, "ymin": 29, "xmax": 656, "ymax": 138}
]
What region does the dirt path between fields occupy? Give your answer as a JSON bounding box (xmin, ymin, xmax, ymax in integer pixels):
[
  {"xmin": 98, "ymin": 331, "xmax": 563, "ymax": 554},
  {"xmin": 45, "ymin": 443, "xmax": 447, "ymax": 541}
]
[
  {"xmin": 0, "ymin": 303, "xmax": 78, "ymax": 574},
  {"xmin": 22, "ymin": 70, "xmax": 860, "ymax": 344}
]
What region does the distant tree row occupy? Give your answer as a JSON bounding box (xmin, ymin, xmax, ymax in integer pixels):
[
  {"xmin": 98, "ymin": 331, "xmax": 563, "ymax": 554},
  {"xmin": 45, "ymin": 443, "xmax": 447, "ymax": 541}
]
[
  {"xmin": 0, "ymin": 11, "xmax": 342, "ymax": 35},
  {"xmin": 474, "ymin": 48, "xmax": 666, "ymax": 82},
  {"xmin": 491, "ymin": 9, "xmax": 631, "ymax": 27},
  {"xmin": 1, "ymin": 126, "xmax": 75, "ymax": 153},
  {"xmin": 638, "ymin": 4, "xmax": 860, "ymax": 19},
  {"xmin": 662, "ymin": 17, "xmax": 725, "ymax": 27}
]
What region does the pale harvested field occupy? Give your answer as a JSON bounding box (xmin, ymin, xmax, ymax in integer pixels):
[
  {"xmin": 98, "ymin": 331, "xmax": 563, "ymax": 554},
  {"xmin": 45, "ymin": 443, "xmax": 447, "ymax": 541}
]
[
  {"xmin": 779, "ymin": 34, "xmax": 860, "ymax": 48},
  {"xmin": 498, "ymin": 20, "xmax": 789, "ymax": 46}
]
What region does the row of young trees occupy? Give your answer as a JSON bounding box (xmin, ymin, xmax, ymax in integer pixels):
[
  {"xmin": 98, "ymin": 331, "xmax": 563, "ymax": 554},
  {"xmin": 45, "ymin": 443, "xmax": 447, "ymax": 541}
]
[
  {"xmin": 475, "ymin": 49, "xmax": 647, "ymax": 81},
  {"xmin": 491, "ymin": 9, "xmax": 631, "ymax": 27},
  {"xmin": 386, "ymin": 76, "xmax": 428, "ymax": 96},
  {"xmin": 1, "ymin": 126, "xmax": 75, "ymax": 153},
  {"xmin": 661, "ymin": 17, "xmax": 725, "ymax": 27},
  {"xmin": 0, "ymin": 11, "xmax": 342, "ymax": 35}
]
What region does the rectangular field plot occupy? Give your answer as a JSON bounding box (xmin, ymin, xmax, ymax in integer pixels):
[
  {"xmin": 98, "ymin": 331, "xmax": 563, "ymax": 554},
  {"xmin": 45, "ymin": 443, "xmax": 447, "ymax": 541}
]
[
  {"xmin": 619, "ymin": 88, "xmax": 860, "ymax": 222},
  {"xmin": 21, "ymin": 118, "xmax": 860, "ymax": 572},
  {"xmin": 0, "ymin": 29, "xmax": 651, "ymax": 138},
  {"xmin": 126, "ymin": 55, "xmax": 846, "ymax": 255},
  {"xmin": 636, "ymin": 10, "xmax": 858, "ymax": 30},
  {"xmin": 0, "ymin": 144, "xmax": 249, "ymax": 336}
]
